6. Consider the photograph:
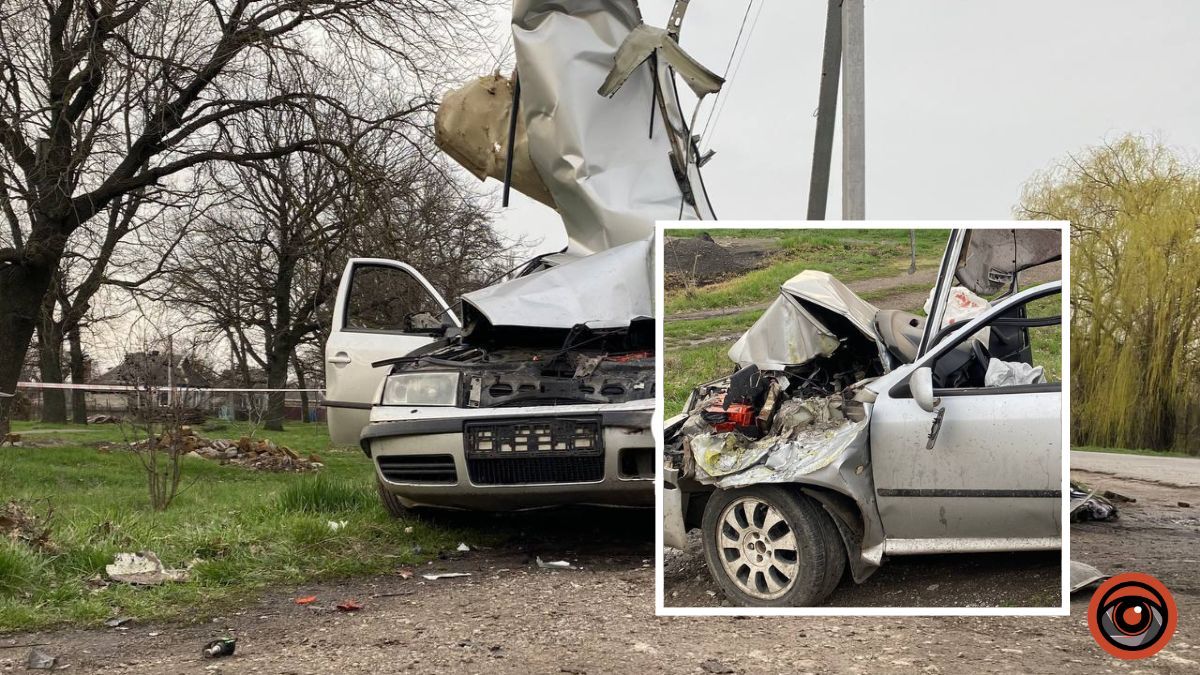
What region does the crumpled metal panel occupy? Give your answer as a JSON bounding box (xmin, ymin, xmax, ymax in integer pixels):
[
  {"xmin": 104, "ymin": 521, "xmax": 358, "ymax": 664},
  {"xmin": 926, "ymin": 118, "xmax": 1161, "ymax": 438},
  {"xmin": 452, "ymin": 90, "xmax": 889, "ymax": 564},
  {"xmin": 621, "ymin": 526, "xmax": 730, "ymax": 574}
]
[
  {"xmin": 727, "ymin": 295, "xmax": 841, "ymax": 370},
  {"xmin": 699, "ymin": 419, "xmax": 869, "ymax": 488},
  {"xmin": 598, "ymin": 24, "xmax": 723, "ymax": 99},
  {"xmin": 728, "ymin": 270, "xmax": 881, "ymax": 368},
  {"xmin": 512, "ymin": 0, "xmax": 714, "ymax": 256},
  {"xmin": 462, "ymin": 237, "xmax": 652, "ymax": 329},
  {"xmin": 1070, "ymin": 561, "xmax": 1108, "ymax": 593},
  {"xmin": 704, "ymin": 411, "xmax": 885, "ymax": 582},
  {"xmin": 780, "ymin": 270, "xmax": 881, "ymax": 340},
  {"xmin": 435, "ymin": 74, "xmax": 556, "ymax": 208}
]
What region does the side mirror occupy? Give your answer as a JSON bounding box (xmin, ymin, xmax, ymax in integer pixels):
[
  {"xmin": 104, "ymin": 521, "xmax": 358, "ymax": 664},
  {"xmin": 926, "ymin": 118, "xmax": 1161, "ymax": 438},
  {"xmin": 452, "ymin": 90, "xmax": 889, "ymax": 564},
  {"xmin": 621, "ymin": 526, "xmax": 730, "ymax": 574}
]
[{"xmin": 911, "ymin": 366, "xmax": 940, "ymax": 412}]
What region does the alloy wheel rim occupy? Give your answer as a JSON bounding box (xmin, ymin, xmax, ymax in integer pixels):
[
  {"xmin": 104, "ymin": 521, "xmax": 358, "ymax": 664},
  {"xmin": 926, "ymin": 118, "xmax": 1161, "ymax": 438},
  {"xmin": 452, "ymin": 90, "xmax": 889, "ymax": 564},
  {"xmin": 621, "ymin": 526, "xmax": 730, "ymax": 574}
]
[{"xmin": 716, "ymin": 496, "xmax": 800, "ymax": 600}]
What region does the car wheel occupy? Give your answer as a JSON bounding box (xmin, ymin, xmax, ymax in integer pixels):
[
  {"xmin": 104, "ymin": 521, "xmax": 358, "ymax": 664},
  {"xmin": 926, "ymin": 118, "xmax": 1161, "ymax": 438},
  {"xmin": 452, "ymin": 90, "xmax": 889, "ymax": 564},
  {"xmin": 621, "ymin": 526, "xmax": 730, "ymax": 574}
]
[
  {"xmin": 700, "ymin": 482, "xmax": 844, "ymax": 605},
  {"xmin": 701, "ymin": 486, "xmax": 834, "ymax": 607},
  {"xmin": 377, "ymin": 479, "xmax": 412, "ymax": 519},
  {"xmin": 812, "ymin": 498, "xmax": 847, "ymax": 598}
]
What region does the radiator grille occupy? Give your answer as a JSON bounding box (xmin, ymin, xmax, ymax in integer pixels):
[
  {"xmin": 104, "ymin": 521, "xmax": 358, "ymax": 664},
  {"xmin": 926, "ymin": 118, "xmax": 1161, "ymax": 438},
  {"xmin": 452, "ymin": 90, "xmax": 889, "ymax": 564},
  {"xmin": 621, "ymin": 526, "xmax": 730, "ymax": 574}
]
[{"xmin": 464, "ymin": 417, "xmax": 604, "ymax": 485}]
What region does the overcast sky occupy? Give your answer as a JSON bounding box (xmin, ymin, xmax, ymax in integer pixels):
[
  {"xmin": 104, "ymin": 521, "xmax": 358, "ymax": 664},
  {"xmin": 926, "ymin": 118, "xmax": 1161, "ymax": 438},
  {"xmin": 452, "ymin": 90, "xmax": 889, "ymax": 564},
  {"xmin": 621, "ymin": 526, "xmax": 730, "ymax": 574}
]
[{"xmin": 492, "ymin": 0, "xmax": 1200, "ymax": 256}]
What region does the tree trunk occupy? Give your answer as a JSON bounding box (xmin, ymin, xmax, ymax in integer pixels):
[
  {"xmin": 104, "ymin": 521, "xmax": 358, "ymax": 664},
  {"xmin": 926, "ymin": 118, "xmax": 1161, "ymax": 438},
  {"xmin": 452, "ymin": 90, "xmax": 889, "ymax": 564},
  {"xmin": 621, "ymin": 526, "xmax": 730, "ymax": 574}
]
[
  {"xmin": 36, "ymin": 317, "xmax": 68, "ymax": 424},
  {"xmin": 292, "ymin": 355, "xmax": 310, "ymax": 423},
  {"xmin": 68, "ymin": 324, "xmax": 89, "ymax": 424},
  {"xmin": 0, "ymin": 258, "xmax": 57, "ymax": 436},
  {"xmin": 264, "ymin": 348, "xmax": 290, "ymax": 431}
]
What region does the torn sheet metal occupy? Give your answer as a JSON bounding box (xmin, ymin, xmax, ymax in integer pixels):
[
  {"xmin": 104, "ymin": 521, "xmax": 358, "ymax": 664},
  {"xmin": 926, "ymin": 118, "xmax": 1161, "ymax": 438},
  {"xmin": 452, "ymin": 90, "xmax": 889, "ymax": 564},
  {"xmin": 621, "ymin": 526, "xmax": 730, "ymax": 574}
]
[
  {"xmin": 511, "ymin": 0, "xmax": 715, "ymax": 255},
  {"xmin": 728, "ymin": 295, "xmax": 841, "ymax": 369},
  {"xmin": 598, "ymin": 24, "xmax": 723, "ymax": 99},
  {"xmin": 1070, "ymin": 481, "xmax": 1119, "ymax": 522},
  {"xmin": 779, "ymin": 271, "xmax": 880, "ymax": 343},
  {"xmin": 698, "ymin": 419, "xmax": 869, "ymax": 488},
  {"xmin": 462, "ymin": 237, "xmax": 652, "ymax": 329},
  {"xmin": 985, "ymin": 358, "xmax": 1046, "ymax": 387},
  {"xmin": 728, "ymin": 271, "xmax": 879, "ymax": 369},
  {"xmin": 434, "ymin": 74, "xmax": 556, "ymax": 208},
  {"xmin": 957, "ymin": 229, "xmax": 1061, "ymax": 296},
  {"xmin": 1070, "ymin": 561, "xmax": 1109, "ymax": 593}
]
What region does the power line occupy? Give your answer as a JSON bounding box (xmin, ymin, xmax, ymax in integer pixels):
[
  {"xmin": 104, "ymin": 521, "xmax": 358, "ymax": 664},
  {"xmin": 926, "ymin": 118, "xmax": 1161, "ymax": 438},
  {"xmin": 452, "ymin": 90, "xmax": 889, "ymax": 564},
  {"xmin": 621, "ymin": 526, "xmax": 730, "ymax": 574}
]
[
  {"xmin": 697, "ymin": 0, "xmax": 756, "ymax": 144},
  {"xmin": 701, "ymin": 0, "xmax": 766, "ymax": 151}
]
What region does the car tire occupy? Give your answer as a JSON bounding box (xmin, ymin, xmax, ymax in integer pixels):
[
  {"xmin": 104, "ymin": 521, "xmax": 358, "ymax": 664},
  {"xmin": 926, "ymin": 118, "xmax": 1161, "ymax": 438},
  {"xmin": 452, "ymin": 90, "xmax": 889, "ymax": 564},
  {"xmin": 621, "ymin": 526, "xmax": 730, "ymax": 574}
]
[
  {"xmin": 700, "ymin": 485, "xmax": 834, "ymax": 607},
  {"xmin": 811, "ymin": 498, "xmax": 847, "ymax": 598},
  {"xmin": 377, "ymin": 479, "xmax": 412, "ymax": 519}
]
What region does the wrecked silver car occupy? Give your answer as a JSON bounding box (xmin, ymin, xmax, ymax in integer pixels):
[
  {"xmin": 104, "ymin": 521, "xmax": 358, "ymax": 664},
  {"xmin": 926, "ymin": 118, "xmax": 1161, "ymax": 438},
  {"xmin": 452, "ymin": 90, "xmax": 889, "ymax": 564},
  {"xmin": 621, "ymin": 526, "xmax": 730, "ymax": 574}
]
[
  {"xmin": 324, "ymin": 0, "xmax": 719, "ymax": 514},
  {"xmin": 663, "ymin": 228, "xmax": 1064, "ymax": 606}
]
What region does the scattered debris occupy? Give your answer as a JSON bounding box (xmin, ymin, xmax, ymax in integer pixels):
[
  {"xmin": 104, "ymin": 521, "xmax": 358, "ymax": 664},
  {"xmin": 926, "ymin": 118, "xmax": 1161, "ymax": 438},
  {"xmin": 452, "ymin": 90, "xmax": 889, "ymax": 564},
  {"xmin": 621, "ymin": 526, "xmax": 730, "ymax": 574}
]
[
  {"xmin": 536, "ymin": 557, "xmax": 577, "ymax": 570},
  {"xmin": 105, "ymin": 551, "xmax": 190, "ymax": 585},
  {"xmin": 1102, "ymin": 489, "xmax": 1136, "ymax": 504},
  {"xmin": 86, "ymin": 414, "xmax": 121, "ymax": 424},
  {"xmin": 1, "ymin": 432, "xmax": 20, "ymax": 447},
  {"xmin": 327, "ymin": 520, "xmax": 348, "ymax": 532},
  {"xmin": 22, "ymin": 647, "xmax": 55, "ymax": 668},
  {"xmin": 456, "ymin": 542, "xmax": 471, "ymax": 552},
  {"xmin": 421, "ymin": 572, "xmax": 471, "ymax": 581},
  {"xmin": 1179, "ymin": 501, "xmax": 1192, "ymax": 508},
  {"xmin": 25, "ymin": 648, "xmax": 56, "ymax": 670},
  {"xmin": 699, "ymin": 659, "xmax": 735, "ymax": 674},
  {"xmin": 104, "ymin": 428, "xmax": 322, "ymax": 472},
  {"xmin": 397, "ymin": 568, "xmax": 414, "ymax": 580},
  {"xmin": 202, "ymin": 638, "xmax": 237, "ymax": 659},
  {"xmin": 0, "ymin": 500, "xmax": 56, "ymax": 553},
  {"xmin": 1070, "ymin": 482, "xmax": 1119, "ymax": 522},
  {"xmin": 295, "ymin": 596, "xmax": 317, "ymax": 606},
  {"xmin": 104, "ymin": 617, "xmax": 133, "ymax": 628},
  {"xmin": 335, "ymin": 600, "xmax": 363, "ymax": 612},
  {"xmin": 1070, "ymin": 561, "xmax": 1109, "ymax": 593}
]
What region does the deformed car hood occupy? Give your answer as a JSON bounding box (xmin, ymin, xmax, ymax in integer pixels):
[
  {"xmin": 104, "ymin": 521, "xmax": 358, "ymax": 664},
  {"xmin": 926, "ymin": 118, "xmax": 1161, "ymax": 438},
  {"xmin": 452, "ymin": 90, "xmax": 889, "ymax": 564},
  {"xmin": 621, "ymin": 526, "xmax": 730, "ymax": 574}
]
[
  {"xmin": 509, "ymin": 0, "xmax": 716, "ymax": 255},
  {"xmin": 462, "ymin": 237, "xmax": 652, "ymax": 329},
  {"xmin": 728, "ymin": 271, "xmax": 880, "ymax": 369}
]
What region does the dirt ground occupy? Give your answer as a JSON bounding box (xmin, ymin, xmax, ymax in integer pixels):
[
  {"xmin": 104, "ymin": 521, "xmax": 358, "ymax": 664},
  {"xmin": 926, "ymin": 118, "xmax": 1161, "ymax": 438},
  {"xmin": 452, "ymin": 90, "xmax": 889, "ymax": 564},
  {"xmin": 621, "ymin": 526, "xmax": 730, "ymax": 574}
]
[
  {"xmin": 666, "ymin": 259, "xmax": 1063, "ymax": 323},
  {"xmin": 3, "ymin": 463, "xmax": 1198, "ymax": 674},
  {"xmin": 663, "ymin": 236, "xmax": 776, "ymax": 290},
  {"xmin": 664, "ymin": 535, "xmax": 1061, "ymax": 609}
]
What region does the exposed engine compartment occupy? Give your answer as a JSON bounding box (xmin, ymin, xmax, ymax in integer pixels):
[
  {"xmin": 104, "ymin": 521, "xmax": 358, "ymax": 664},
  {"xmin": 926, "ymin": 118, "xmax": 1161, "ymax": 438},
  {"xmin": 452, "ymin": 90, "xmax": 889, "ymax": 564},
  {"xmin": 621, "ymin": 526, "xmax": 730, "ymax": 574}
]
[{"xmin": 387, "ymin": 318, "xmax": 655, "ymax": 409}]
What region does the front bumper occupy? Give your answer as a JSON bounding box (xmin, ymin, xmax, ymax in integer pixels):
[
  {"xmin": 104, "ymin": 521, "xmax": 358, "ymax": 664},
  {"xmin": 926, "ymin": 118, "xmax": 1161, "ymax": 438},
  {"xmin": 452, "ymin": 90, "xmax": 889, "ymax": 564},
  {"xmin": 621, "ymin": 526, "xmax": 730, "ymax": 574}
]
[{"xmin": 361, "ymin": 400, "xmax": 655, "ymax": 510}]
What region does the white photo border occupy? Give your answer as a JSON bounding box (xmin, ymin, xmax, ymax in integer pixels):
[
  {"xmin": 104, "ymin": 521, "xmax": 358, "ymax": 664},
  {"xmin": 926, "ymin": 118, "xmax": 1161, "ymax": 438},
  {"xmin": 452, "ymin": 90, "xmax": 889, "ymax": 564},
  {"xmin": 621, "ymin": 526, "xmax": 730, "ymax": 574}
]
[{"xmin": 653, "ymin": 220, "xmax": 1071, "ymax": 617}]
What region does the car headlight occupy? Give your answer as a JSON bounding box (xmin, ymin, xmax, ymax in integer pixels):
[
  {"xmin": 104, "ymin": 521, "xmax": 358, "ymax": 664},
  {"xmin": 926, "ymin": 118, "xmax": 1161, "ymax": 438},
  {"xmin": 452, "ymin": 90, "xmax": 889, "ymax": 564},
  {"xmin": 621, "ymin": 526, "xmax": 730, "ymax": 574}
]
[{"xmin": 381, "ymin": 372, "xmax": 460, "ymax": 406}]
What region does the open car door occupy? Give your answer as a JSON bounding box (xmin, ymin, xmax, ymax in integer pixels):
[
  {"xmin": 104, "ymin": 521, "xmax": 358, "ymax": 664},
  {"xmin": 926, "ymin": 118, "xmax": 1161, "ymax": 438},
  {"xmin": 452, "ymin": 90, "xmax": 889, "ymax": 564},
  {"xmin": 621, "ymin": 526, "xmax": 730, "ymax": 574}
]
[{"xmin": 324, "ymin": 259, "xmax": 459, "ymax": 445}]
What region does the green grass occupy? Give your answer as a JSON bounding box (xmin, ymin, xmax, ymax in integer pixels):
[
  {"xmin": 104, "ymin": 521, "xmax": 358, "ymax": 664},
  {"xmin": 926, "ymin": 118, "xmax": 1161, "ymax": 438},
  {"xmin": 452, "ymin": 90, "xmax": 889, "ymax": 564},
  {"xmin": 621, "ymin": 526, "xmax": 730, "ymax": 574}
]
[
  {"xmin": 664, "ymin": 309, "xmax": 764, "ymax": 342},
  {"xmin": 663, "ymin": 342, "xmax": 737, "ymax": 417},
  {"xmin": 1072, "ymin": 445, "xmax": 1196, "ymax": 459},
  {"xmin": 665, "ymin": 228, "xmax": 948, "ymax": 315},
  {"xmin": 0, "ymin": 420, "xmax": 485, "ymax": 631}
]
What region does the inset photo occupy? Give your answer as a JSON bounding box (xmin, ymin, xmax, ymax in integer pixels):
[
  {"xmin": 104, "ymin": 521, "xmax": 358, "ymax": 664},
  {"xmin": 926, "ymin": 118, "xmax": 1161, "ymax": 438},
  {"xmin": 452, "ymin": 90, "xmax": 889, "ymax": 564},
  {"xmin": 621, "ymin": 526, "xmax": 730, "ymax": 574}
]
[{"xmin": 658, "ymin": 224, "xmax": 1068, "ymax": 613}]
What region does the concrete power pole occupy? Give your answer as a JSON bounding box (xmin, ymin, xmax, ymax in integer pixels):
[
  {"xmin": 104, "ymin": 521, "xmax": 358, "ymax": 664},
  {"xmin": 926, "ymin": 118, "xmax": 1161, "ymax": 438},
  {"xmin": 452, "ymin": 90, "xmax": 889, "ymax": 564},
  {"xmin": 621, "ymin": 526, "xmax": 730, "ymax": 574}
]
[
  {"xmin": 806, "ymin": 0, "xmax": 842, "ymax": 220},
  {"xmin": 841, "ymin": 0, "xmax": 865, "ymax": 220}
]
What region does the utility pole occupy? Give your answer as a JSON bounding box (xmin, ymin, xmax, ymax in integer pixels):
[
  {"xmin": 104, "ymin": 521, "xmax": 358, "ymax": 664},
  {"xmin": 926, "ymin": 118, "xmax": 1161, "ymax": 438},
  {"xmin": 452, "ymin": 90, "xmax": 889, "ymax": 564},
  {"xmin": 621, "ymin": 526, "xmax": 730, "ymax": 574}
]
[
  {"xmin": 806, "ymin": 0, "xmax": 842, "ymax": 220},
  {"xmin": 841, "ymin": 0, "xmax": 865, "ymax": 220}
]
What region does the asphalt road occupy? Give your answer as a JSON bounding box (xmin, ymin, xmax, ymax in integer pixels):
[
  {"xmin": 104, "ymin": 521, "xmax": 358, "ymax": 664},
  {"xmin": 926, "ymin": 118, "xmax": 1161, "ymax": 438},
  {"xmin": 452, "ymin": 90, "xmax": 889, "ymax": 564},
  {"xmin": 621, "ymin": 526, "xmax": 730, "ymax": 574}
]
[{"xmin": 1072, "ymin": 450, "xmax": 1200, "ymax": 488}]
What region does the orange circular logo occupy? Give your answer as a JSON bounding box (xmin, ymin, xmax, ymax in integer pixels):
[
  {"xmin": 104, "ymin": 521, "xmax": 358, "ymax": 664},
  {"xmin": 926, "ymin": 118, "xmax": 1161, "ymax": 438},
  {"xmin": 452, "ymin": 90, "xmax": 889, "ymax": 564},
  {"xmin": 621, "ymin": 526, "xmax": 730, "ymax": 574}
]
[{"xmin": 1087, "ymin": 572, "xmax": 1177, "ymax": 660}]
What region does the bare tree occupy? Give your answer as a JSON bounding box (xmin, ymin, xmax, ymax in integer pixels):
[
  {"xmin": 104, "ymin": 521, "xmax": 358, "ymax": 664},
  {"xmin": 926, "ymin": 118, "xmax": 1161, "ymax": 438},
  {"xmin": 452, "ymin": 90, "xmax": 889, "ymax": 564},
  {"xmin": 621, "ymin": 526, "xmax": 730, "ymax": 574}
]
[
  {"xmin": 161, "ymin": 97, "xmax": 501, "ymax": 430},
  {"xmin": 34, "ymin": 190, "xmax": 189, "ymax": 423},
  {"xmin": 0, "ymin": 0, "xmax": 493, "ymax": 435}
]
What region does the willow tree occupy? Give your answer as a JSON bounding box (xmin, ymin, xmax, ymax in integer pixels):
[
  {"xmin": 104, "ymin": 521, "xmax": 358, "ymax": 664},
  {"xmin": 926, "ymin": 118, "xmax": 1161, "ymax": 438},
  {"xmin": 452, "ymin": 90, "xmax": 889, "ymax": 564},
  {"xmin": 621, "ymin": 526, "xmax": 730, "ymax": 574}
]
[{"xmin": 1019, "ymin": 135, "xmax": 1200, "ymax": 452}]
